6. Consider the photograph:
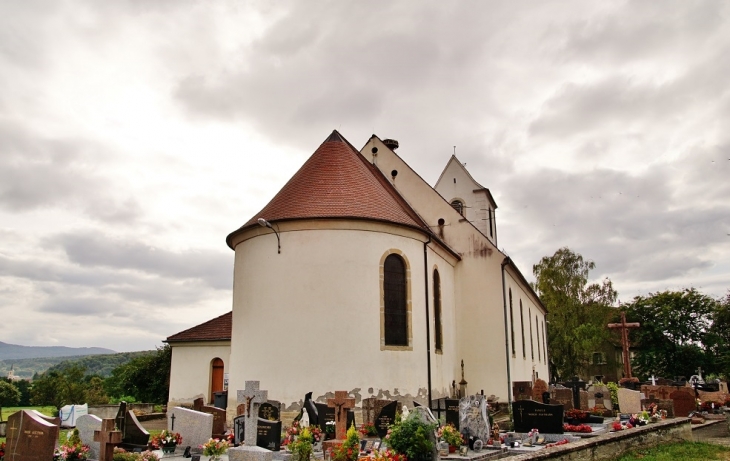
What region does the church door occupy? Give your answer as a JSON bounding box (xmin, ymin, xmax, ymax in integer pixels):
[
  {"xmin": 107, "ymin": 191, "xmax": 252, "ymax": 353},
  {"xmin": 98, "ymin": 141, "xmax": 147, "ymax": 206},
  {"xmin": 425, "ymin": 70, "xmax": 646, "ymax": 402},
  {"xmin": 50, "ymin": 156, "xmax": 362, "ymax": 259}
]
[{"xmin": 210, "ymin": 358, "xmax": 224, "ymax": 403}]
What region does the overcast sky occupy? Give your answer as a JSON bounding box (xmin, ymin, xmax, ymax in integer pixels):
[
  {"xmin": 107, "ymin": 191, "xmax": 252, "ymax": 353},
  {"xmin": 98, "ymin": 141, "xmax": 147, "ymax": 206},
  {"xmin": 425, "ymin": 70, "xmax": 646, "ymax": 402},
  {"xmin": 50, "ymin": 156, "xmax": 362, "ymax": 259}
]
[{"xmin": 1, "ymin": 1, "xmax": 728, "ymax": 352}]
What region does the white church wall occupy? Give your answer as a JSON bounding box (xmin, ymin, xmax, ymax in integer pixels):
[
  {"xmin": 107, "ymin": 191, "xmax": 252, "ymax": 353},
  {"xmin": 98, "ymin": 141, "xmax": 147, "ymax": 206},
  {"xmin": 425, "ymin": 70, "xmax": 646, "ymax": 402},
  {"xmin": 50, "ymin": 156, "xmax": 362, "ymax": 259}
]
[
  {"xmin": 427, "ymin": 251, "xmax": 458, "ymax": 400},
  {"xmin": 168, "ymin": 341, "xmax": 231, "ymax": 408},
  {"xmin": 227, "ymin": 221, "xmax": 450, "ymax": 414}
]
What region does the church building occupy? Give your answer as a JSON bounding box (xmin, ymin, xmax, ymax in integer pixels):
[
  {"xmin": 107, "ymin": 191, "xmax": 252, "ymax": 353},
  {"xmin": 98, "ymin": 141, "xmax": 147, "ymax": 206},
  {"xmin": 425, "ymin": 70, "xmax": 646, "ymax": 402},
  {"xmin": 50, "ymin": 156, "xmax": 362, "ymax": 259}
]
[{"xmin": 165, "ymin": 131, "xmax": 548, "ymax": 421}]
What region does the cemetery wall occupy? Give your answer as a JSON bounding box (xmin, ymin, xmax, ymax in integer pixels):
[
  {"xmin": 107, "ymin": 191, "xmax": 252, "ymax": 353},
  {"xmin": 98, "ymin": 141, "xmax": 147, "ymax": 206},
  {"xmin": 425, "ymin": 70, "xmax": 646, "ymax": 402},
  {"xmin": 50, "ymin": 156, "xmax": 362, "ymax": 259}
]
[
  {"xmin": 508, "ymin": 418, "xmax": 693, "ymax": 461},
  {"xmin": 168, "ymin": 341, "xmax": 230, "ymax": 407},
  {"xmin": 88, "ymin": 403, "xmax": 155, "ymax": 419},
  {"xmin": 227, "ymin": 224, "xmax": 458, "ymax": 417}
]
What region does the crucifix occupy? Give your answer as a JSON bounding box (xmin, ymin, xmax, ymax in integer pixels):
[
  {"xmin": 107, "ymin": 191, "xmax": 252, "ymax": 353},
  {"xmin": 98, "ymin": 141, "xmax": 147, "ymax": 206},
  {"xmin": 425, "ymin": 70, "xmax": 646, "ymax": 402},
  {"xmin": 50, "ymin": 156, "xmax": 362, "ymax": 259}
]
[
  {"xmin": 327, "ymin": 391, "xmax": 355, "ymax": 440},
  {"xmin": 94, "ymin": 418, "xmax": 122, "ymax": 461},
  {"xmin": 237, "ymin": 381, "xmax": 268, "ymax": 446},
  {"xmin": 608, "ymin": 312, "xmax": 640, "ymax": 379},
  {"xmin": 170, "ymin": 413, "xmax": 176, "ymax": 431}
]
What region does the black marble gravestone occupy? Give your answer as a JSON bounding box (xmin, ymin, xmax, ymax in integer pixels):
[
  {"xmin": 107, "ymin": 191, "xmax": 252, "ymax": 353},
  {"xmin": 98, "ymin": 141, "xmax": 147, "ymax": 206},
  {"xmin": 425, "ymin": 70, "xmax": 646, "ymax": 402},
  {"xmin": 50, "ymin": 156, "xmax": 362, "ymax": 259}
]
[
  {"xmin": 257, "ymin": 418, "xmax": 282, "ymax": 451},
  {"xmin": 233, "ymin": 415, "xmax": 245, "ymax": 445},
  {"xmin": 512, "ymin": 400, "xmax": 564, "ymax": 434},
  {"xmin": 304, "ymin": 392, "xmax": 319, "ymax": 425},
  {"xmin": 375, "ymin": 401, "xmax": 398, "ymax": 438},
  {"xmin": 115, "ymin": 402, "xmax": 150, "ymax": 450},
  {"xmin": 259, "ymin": 402, "xmax": 280, "ymax": 421},
  {"xmin": 445, "ymin": 399, "xmax": 460, "ymax": 428}
]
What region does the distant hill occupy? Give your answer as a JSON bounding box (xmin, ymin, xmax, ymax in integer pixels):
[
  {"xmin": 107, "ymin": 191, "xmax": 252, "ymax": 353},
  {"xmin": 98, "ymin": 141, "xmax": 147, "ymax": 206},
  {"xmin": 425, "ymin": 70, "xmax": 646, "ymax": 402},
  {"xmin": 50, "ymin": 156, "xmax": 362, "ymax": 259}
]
[
  {"xmin": 0, "ymin": 341, "xmax": 115, "ymax": 360},
  {"xmin": 0, "ymin": 351, "xmax": 154, "ymax": 380}
]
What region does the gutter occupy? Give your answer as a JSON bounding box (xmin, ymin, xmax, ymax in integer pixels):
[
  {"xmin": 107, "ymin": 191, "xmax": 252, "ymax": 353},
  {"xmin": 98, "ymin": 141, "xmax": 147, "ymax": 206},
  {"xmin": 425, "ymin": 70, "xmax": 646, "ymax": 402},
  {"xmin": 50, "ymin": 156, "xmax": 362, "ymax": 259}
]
[{"xmin": 424, "ymin": 234, "xmax": 433, "ymax": 407}]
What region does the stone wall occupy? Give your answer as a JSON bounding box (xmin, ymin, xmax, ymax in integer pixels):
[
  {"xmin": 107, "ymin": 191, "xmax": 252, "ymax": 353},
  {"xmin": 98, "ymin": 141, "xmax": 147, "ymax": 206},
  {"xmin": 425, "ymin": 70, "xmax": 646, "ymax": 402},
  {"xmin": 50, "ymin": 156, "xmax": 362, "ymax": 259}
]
[
  {"xmin": 87, "ymin": 403, "xmax": 155, "ymax": 419},
  {"xmin": 508, "ymin": 418, "xmax": 692, "ymax": 461}
]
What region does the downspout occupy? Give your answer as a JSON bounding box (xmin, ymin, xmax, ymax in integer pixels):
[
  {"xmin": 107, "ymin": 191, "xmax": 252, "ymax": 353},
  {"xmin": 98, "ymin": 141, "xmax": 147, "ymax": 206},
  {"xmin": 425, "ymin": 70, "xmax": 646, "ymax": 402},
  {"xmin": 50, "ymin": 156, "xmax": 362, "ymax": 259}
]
[
  {"xmin": 424, "ymin": 234, "xmax": 433, "ymax": 407},
  {"xmin": 501, "ymin": 258, "xmax": 513, "ymax": 412}
]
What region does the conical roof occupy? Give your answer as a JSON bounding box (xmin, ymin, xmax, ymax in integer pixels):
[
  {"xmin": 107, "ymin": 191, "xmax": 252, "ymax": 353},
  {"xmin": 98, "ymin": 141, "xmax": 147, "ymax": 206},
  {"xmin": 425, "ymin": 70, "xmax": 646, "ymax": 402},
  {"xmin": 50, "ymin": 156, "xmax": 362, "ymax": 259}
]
[{"xmin": 226, "ymin": 130, "xmax": 429, "ymax": 248}]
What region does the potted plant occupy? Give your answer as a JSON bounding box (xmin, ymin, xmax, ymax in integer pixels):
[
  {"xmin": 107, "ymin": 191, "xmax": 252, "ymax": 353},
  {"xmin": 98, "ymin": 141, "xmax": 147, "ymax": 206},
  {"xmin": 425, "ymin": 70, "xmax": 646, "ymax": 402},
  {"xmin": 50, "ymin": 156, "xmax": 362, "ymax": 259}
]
[
  {"xmin": 359, "ymin": 422, "xmax": 379, "ymax": 438},
  {"xmin": 435, "ymin": 424, "xmax": 462, "ymax": 452},
  {"xmin": 151, "ymin": 429, "xmax": 182, "ymax": 453},
  {"xmin": 200, "ymin": 438, "xmax": 230, "ymax": 461},
  {"xmin": 54, "ymin": 428, "xmax": 90, "ymax": 461},
  {"xmin": 385, "ymin": 413, "xmax": 436, "ymax": 461},
  {"xmin": 289, "ymin": 427, "xmax": 314, "ymax": 461}
]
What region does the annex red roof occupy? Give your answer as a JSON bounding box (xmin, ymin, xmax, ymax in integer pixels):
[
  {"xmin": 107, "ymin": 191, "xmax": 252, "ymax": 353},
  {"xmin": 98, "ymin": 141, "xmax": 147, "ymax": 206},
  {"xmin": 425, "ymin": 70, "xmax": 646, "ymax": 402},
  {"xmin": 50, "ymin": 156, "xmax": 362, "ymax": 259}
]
[
  {"xmin": 226, "ymin": 130, "xmax": 429, "ymax": 248},
  {"xmin": 165, "ymin": 312, "xmax": 232, "ymax": 343}
]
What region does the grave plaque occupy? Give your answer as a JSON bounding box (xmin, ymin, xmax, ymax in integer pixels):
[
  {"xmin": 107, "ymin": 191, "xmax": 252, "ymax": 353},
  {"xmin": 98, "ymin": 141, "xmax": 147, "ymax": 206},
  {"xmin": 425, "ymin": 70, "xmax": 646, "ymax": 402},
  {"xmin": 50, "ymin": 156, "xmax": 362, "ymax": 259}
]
[
  {"xmin": 76, "ymin": 414, "xmax": 103, "ymax": 460},
  {"xmin": 512, "ymin": 381, "xmax": 533, "ymax": 401},
  {"xmin": 445, "ymin": 399, "xmax": 460, "ymax": 428},
  {"xmin": 169, "ymin": 406, "xmax": 214, "ymax": 449},
  {"xmin": 257, "ymin": 418, "xmax": 282, "ymax": 451},
  {"xmin": 259, "ymin": 402, "xmax": 280, "ymax": 421},
  {"xmin": 5, "ymin": 410, "xmax": 60, "ymax": 461},
  {"xmin": 617, "ymin": 388, "xmax": 642, "ymax": 414},
  {"xmin": 670, "ymin": 390, "xmax": 696, "ymax": 417},
  {"xmin": 193, "ymin": 397, "xmax": 227, "ymax": 438},
  {"xmin": 459, "ymin": 395, "xmax": 490, "ymax": 442},
  {"xmin": 512, "ymin": 401, "xmax": 564, "ymax": 434},
  {"xmin": 375, "ymin": 401, "xmax": 398, "ymax": 438}
]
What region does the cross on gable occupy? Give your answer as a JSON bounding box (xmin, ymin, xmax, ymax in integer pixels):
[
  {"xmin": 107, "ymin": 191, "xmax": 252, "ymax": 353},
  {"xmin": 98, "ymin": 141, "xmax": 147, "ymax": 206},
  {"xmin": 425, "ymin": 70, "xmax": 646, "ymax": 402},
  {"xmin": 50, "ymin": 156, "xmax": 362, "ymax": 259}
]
[
  {"xmin": 94, "ymin": 419, "xmax": 122, "ymax": 461},
  {"xmin": 327, "ymin": 391, "xmax": 355, "ymax": 440},
  {"xmin": 608, "ymin": 312, "xmax": 640, "ymax": 379},
  {"xmin": 237, "ymin": 381, "xmax": 269, "ymax": 446}
]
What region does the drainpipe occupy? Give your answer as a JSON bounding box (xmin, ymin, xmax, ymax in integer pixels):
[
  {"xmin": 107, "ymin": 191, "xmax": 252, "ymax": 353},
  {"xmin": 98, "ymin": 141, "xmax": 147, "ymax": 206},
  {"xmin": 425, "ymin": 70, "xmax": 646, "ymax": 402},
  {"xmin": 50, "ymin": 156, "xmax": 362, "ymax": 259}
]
[
  {"xmin": 424, "ymin": 234, "xmax": 433, "ymax": 407},
  {"xmin": 501, "ymin": 257, "xmax": 513, "ymax": 413}
]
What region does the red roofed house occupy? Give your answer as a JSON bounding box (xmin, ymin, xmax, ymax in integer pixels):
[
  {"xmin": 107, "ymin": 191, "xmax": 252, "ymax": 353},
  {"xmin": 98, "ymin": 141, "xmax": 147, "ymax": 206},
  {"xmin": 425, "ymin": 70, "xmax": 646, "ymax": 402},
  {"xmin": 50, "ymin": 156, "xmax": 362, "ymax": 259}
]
[{"xmin": 165, "ymin": 131, "xmax": 548, "ymax": 422}]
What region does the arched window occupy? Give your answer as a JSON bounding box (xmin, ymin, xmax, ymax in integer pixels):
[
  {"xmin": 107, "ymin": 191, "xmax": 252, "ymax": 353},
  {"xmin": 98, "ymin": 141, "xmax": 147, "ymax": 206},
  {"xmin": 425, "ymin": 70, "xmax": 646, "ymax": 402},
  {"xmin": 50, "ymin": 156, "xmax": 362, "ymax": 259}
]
[
  {"xmin": 529, "ymin": 308, "xmax": 534, "ymax": 361},
  {"xmin": 433, "ymin": 269, "xmax": 442, "ymax": 352},
  {"xmin": 450, "ymin": 200, "xmax": 464, "ymax": 216},
  {"xmin": 210, "ymin": 358, "xmax": 224, "ymax": 403},
  {"xmin": 520, "ymin": 300, "xmax": 526, "ymax": 358},
  {"xmin": 509, "ymin": 289, "xmax": 515, "ymax": 356},
  {"xmin": 536, "ymin": 315, "xmax": 541, "ymax": 362},
  {"xmin": 384, "ymin": 254, "xmax": 408, "ymax": 346},
  {"xmin": 542, "ymin": 320, "xmax": 547, "ymax": 362}
]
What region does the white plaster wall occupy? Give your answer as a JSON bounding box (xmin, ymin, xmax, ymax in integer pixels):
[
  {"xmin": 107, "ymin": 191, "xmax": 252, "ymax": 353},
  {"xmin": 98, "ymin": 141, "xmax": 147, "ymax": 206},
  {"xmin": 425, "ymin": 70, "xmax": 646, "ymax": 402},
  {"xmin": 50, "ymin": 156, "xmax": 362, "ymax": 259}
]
[
  {"xmin": 168, "ymin": 342, "xmax": 231, "ymax": 406},
  {"xmin": 227, "ymin": 224, "xmax": 456, "ymax": 409}
]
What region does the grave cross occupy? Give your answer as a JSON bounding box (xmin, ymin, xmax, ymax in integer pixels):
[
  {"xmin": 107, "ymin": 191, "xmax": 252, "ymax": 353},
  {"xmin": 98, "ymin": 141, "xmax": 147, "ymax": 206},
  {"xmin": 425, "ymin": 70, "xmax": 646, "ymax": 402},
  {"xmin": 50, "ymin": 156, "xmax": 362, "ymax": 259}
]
[
  {"xmin": 563, "ymin": 376, "xmax": 586, "ymax": 410},
  {"xmin": 237, "ymin": 381, "xmax": 268, "ymax": 446},
  {"xmin": 170, "ymin": 413, "xmax": 176, "ymax": 431},
  {"xmin": 608, "ymin": 312, "xmax": 640, "ymax": 379},
  {"xmin": 94, "ymin": 418, "xmax": 122, "ymax": 461},
  {"xmin": 327, "ymin": 391, "xmax": 355, "ymax": 440}
]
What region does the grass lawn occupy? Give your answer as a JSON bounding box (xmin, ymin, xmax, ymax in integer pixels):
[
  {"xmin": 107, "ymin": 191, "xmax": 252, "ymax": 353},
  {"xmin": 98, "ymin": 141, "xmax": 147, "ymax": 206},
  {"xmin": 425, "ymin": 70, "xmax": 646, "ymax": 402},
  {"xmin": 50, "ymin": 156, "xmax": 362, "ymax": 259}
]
[{"xmin": 614, "ymin": 441, "xmax": 730, "ymax": 460}]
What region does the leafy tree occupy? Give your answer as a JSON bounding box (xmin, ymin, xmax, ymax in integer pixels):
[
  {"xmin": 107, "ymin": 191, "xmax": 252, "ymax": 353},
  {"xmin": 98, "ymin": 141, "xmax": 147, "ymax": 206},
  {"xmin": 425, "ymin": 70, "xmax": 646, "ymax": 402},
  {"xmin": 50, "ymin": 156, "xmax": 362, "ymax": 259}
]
[
  {"xmin": 105, "ymin": 345, "xmax": 171, "ymax": 403},
  {"xmin": 709, "ymin": 291, "xmax": 730, "ymax": 380},
  {"xmin": 0, "ymin": 380, "xmax": 21, "ymax": 421},
  {"xmin": 84, "ymin": 376, "xmax": 110, "ymax": 405},
  {"xmin": 532, "ymin": 247, "xmax": 618, "ymax": 380},
  {"xmin": 30, "ymin": 364, "xmax": 89, "ymax": 410},
  {"xmin": 622, "ymin": 289, "xmax": 718, "ymax": 380}
]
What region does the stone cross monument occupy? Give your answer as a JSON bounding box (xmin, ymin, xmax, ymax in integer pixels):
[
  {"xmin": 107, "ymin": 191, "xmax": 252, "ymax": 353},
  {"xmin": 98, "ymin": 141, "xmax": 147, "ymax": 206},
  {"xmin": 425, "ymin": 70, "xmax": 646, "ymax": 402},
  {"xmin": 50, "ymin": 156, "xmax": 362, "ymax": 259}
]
[
  {"xmin": 326, "ymin": 390, "xmax": 355, "ymax": 440},
  {"xmin": 237, "ymin": 381, "xmax": 268, "ymax": 446},
  {"xmin": 608, "ymin": 312, "xmax": 640, "ymax": 379},
  {"xmin": 93, "ymin": 419, "xmax": 122, "ymax": 461}
]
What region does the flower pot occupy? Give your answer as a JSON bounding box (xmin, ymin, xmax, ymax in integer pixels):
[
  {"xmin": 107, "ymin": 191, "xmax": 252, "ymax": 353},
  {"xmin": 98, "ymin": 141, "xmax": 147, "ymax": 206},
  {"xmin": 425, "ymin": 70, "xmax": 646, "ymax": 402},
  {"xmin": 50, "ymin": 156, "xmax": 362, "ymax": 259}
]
[
  {"xmin": 448, "ymin": 445, "xmax": 456, "ymax": 453},
  {"xmin": 162, "ymin": 443, "xmax": 176, "ymax": 454}
]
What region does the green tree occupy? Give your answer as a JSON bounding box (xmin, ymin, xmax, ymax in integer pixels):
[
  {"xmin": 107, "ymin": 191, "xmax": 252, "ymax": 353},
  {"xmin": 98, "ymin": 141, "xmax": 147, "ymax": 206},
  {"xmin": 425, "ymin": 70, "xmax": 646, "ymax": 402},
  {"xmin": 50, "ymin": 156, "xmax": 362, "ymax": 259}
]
[
  {"xmin": 532, "ymin": 247, "xmax": 618, "ymax": 380},
  {"xmin": 105, "ymin": 345, "xmax": 171, "ymax": 403},
  {"xmin": 0, "ymin": 380, "xmax": 21, "ymax": 421},
  {"xmin": 30, "ymin": 364, "xmax": 89, "ymax": 410},
  {"xmin": 622, "ymin": 289, "xmax": 718, "ymax": 380},
  {"xmin": 710, "ymin": 292, "xmax": 730, "ymax": 380}
]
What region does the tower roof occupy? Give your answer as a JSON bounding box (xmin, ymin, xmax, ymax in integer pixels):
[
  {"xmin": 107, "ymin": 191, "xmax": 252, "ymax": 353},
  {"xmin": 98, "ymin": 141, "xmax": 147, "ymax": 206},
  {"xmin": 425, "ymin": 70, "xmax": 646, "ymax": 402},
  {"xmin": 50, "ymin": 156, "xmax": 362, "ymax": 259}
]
[{"xmin": 227, "ymin": 130, "xmax": 429, "ymax": 248}]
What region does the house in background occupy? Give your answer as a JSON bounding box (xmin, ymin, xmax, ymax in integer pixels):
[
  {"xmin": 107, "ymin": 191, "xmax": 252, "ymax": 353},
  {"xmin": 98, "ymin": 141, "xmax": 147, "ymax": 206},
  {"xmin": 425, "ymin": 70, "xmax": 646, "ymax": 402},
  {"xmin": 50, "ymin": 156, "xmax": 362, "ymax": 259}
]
[{"xmin": 165, "ymin": 131, "xmax": 548, "ymax": 422}]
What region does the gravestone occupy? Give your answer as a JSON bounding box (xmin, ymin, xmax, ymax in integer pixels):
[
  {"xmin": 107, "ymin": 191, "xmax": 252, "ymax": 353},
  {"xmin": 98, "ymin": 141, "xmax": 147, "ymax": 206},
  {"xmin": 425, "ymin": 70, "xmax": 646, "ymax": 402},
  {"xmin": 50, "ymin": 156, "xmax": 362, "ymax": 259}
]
[
  {"xmin": 257, "ymin": 418, "xmax": 282, "ymax": 451},
  {"xmin": 362, "ymin": 398, "xmax": 394, "ymax": 426},
  {"xmin": 193, "ymin": 397, "xmax": 227, "ymax": 438},
  {"xmin": 617, "ymin": 388, "xmax": 642, "ymax": 414},
  {"xmin": 234, "ymin": 415, "xmax": 245, "ymax": 445},
  {"xmin": 327, "ymin": 390, "xmax": 356, "ymax": 440},
  {"xmin": 512, "ymin": 400, "xmax": 564, "ymax": 434},
  {"xmin": 169, "ymin": 406, "xmax": 214, "ymax": 450},
  {"xmin": 670, "ymin": 390, "xmax": 697, "ymax": 417},
  {"xmin": 513, "ymin": 381, "xmax": 533, "ymax": 401},
  {"xmin": 698, "ymin": 390, "xmax": 727, "ymax": 403},
  {"xmin": 459, "ymin": 395, "xmax": 490, "ymax": 443},
  {"xmin": 315, "ymin": 402, "xmax": 334, "ymax": 429},
  {"xmin": 562, "ymin": 377, "xmax": 587, "ymax": 410},
  {"xmin": 237, "ymin": 380, "xmax": 268, "ymax": 446},
  {"xmin": 29, "ymin": 409, "xmax": 60, "ymax": 427},
  {"xmin": 258, "ymin": 401, "xmax": 280, "ymax": 421},
  {"xmin": 552, "ymin": 388, "xmax": 574, "ymax": 410},
  {"xmin": 76, "ymin": 414, "xmax": 103, "ymax": 459},
  {"xmin": 94, "ymin": 418, "xmax": 122, "ymax": 461},
  {"xmin": 641, "ymin": 385, "xmax": 673, "ymax": 400},
  {"xmin": 532, "ymin": 379, "xmax": 549, "ymax": 402},
  {"xmin": 586, "ymin": 384, "xmax": 612, "ymax": 411},
  {"xmin": 5, "ymin": 409, "xmax": 60, "ymax": 461},
  {"xmin": 445, "ymin": 399, "xmax": 460, "ymax": 428},
  {"xmin": 228, "ymin": 445, "xmax": 273, "ymax": 461},
  {"xmin": 375, "ymin": 401, "xmax": 398, "ymax": 438},
  {"xmin": 115, "ymin": 402, "xmax": 150, "ymax": 450},
  {"xmin": 303, "ymin": 392, "xmax": 319, "ymax": 425},
  {"xmin": 579, "ymin": 389, "xmax": 589, "ymax": 410}
]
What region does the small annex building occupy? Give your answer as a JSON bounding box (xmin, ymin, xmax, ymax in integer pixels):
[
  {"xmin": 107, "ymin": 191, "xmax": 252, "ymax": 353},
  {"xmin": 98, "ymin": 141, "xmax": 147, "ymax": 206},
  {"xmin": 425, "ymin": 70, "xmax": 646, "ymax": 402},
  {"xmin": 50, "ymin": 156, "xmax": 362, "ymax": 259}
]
[{"xmin": 165, "ymin": 131, "xmax": 548, "ymax": 422}]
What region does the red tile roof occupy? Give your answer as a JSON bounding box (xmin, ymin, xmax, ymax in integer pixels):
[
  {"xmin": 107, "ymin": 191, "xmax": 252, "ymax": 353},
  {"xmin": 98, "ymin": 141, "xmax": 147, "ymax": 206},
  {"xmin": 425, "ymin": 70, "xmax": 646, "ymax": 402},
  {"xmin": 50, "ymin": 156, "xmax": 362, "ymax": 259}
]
[
  {"xmin": 226, "ymin": 130, "xmax": 430, "ymax": 248},
  {"xmin": 165, "ymin": 312, "xmax": 232, "ymax": 343}
]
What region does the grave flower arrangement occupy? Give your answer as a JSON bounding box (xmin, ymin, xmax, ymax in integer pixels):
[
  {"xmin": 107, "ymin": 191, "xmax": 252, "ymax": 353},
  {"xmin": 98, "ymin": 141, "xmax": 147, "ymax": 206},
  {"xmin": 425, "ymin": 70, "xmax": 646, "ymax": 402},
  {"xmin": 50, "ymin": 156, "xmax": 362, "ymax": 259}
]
[
  {"xmin": 325, "ymin": 420, "xmax": 336, "ymax": 436},
  {"xmin": 384, "ymin": 412, "xmax": 437, "ymax": 461},
  {"xmin": 289, "ymin": 426, "xmax": 314, "ymax": 461},
  {"xmin": 150, "ymin": 429, "xmax": 182, "ymax": 450},
  {"xmin": 0, "ymin": 442, "xmax": 6, "ymax": 461},
  {"xmin": 436, "ymin": 424, "xmax": 463, "ymax": 448},
  {"xmin": 283, "ymin": 421, "xmax": 323, "ymax": 446},
  {"xmin": 562, "ymin": 423, "xmax": 592, "ymax": 433},
  {"xmin": 359, "ymin": 422, "xmax": 379, "ymax": 437},
  {"xmin": 54, "ymin": 428, "xmax": 90, "ymax": 461},
  {"xmin": 332, "ymin": 424, "xmax": 361, "ymax": 461},
  {"xmin": 372, "ymin": 448, "xmax": 408, "ymax": 461},
  {"xmin": 200, "ymin": 438, "xmax": 230, "ymax": 458},
  {"xmin": 112, "ymin": 447, "xmax": 160, "ymax": 461},
  {"xmin": 564, "ymin": 409, "xmax": 589, "ymax": 421}
]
